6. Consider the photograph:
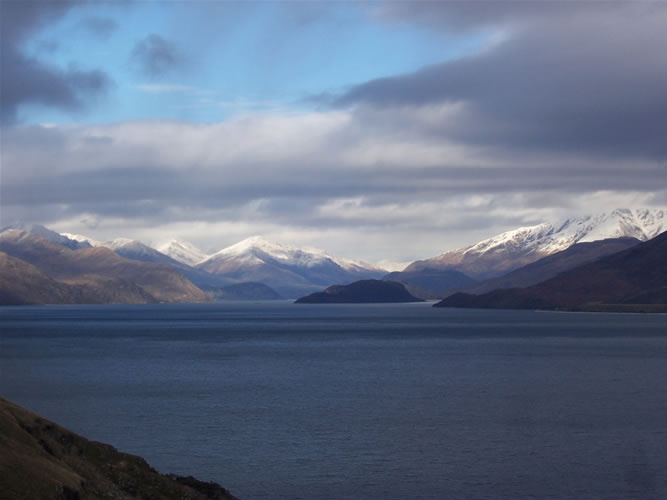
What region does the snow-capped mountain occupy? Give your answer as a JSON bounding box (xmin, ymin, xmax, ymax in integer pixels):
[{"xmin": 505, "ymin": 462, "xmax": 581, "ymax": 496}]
[
  {"xmin": 1, "ymin": 224, "xmax": 91, "ymax": 250},
  {"xmin": 200, "ymin": 236, "xmax": 385, "ymax": 274},
  {"xmin": 197, "ymin": 236, "xmax": 386, "ymax": 297},
  {"xmin": 157, "ymin": 240, "xmax": 210, "ymax": 266},
  {"xmin": 405, "ymin": 208, "xmax": 665, "ymax": 279},
  {"xmin": 60, "ymin": 232, "xmax": 102, "ymax": 247},
  {"xmin": 60, "ymin": 232, "xmax": 190, "ymax": 268},
  {"xmin": 103, "ymin": 238, "xmax": 183, "ymax": 265}
]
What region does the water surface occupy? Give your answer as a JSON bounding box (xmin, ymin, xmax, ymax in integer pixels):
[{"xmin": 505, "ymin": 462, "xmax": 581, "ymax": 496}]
[{"xmin": 1, "ymin": 302, "xmax": 666, "ymax": 499}]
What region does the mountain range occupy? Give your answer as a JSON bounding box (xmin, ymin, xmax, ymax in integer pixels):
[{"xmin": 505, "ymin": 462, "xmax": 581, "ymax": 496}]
[
  {"xmin": 390, "ymin": 208, "xmax": 664, "ymax": 296},
  {"xmin": 61, "ymin": 233, "xmax": 387, "ymax": 298},
  {"xmin": 0, "ymin": 207, "xmax": 664, "ymax": 306},
  {"xmin": 0, "ymin": 226, "xmax": 388, "ymax": 303},
  {"xmin": 436, "ymin": 230, "xmax": 667, "ymax": 312},
  {"xmin": 445, "ymin": 237, "xmax": 643, "ymax": 298},
  {"xmin": 0, "ymin": 229, "xmax": 208, "ymax": 304},
  {"xmin": 196, "ymin": 236, "xmax": 386, "ymax": 297},
  {"xmin": 51, "ymin": 233, "xmax": 387, "ymax": 300}
]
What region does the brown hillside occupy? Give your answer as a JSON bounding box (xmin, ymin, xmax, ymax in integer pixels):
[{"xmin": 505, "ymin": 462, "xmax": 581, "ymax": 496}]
[
  {"xmin": 0, "ymin": 397, "xmax": 237, "ymax": 500},
  {"xmin": 0, "ymin": 231, "xmax": 208, "ymax": 304}
]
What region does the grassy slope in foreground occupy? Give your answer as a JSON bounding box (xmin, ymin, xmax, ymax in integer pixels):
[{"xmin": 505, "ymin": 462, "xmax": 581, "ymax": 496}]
[{"xmin": 0, "ymin": 397, "xmax": 238, "ymax": 500}]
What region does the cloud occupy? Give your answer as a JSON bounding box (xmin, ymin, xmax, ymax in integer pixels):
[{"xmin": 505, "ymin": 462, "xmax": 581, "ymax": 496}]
[
  {"xmin": 2, "ymin": 1, "xmax": 666, "ymax": 261},
  {"xmin": 0, "ymin": 1, "xmax": 113, "ymax": 123},
  {"xmin": 35, "ymin": 39, "xmax": 60, "ymax": 54},
  {"xmin": 79, "ymin": 16, "xmax": 118, "ymax": 39},
  {"xmin": 2, "ymin": 110, "xmax": 665, "ymax": 260},
  {"xmin": 374, "ymin": 1, "xmax": 585, "ymax": 31},
  {"xmin": 129, "ymin": 34, "xmax": 185, "ymax": 77},
  {"xmin": 132, "ymin": 83, "xmax": 197, "ymax": 93},
  {"xmin": 337, "ymin": 2, "xmax": 667, "ymax": 161}
]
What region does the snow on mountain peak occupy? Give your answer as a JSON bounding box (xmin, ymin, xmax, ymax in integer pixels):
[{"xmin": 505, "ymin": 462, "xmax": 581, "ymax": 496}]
[
  {"xmin": 0, "ymin": 226, "xmax": 91, "ymax": 250},
  {"xmin": 454, "ymin": 207, "xmax": 664, "ymax": 259},
  {"xmin": 406, "ymin": 207, "xmax": 664, "ymax": 278},
  {"xmin": 105, "ymin": 238, "xmax": 140, "ymax": 250},
  {"xmin": 60, "ymin": 232, "xmax": 102, "ymax": 247},
  {"xmin": 220, "ymin": 236, "xmax": 287, "ymax": 256},
  {"xmin": 60, "ymin": 233, "xmax": 158, "ymax": 254},
  {"xmin": 156, "ymin": 239, "xmax": 210, "ymax": 266},
  {"xmin": 199, "ymin": 235, "xmax": 387, "ymax": 274},
  {"xmin": 206, "ymin": 236, "xmax": 331, "ymax": 268}
]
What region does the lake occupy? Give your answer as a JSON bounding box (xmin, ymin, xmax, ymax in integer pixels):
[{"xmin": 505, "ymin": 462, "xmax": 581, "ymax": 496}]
[{"xmin": 1, "ymin": 302, "xmax": 666, "ymax": 499}]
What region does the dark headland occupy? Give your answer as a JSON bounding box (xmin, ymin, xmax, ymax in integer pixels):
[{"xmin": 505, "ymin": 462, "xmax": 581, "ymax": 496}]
[
  {"xmin": 0, "ymin": 397, "xmax": 238, "ymax": 500},
  {"xmin": 295, "ymin": 279, "xmax": 424, "ymax": 304}
]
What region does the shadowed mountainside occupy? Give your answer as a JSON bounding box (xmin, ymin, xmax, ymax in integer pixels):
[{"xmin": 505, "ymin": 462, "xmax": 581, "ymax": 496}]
[
  {"xmin": 101, "ymin": 239, "xmax": 238, "ymax": 291},
  {"xmin": 446, "ymin": 237, "xmax": 642, "ymax": 298},
  {"xmin": 0, "ymin": 230, "xmax": 208, "ymax": 304},
  {"xmin": 435, "ymin": 231, "xmax": 667, "ymax": 312},
  {"xmin": 2, "ymin": 223, "xmax": 92, "ymax": 250},
  {"xmin": 295, "ymin": 279, "xmax": 424, "ymax": 304},
  {"xmin": 0, "ymin": 251, "xmax": 155, "ymax": 305},
  {"xmin": 405, "ymin": 208, "xmax": 664, "ymax": 280},
  {"xmin": 0, "ymin": 397, "xmax": 238, "ymax": 500}
]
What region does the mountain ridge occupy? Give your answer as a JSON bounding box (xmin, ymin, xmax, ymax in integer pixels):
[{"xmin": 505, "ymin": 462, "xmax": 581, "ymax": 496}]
[
  {"xmin": 197, "ymin": 236, "xmax": 387, "ymax": 298},
  {"xmin": 444, "ymin": 236, "xmax": 642, "ymax": 298},
  {"xmin": 157, "ymin": 239, "xmax": 210, "ymax": 266},
  {"xmin": 403, "ymin": 208, "xmax": 664, "ymax": 280},
  {"xmin": 0, "ymin": 230, "xmax": 209, "ymax": 304},
  {"xmin": 2, "ymin": 208, "xmax": 662, "ymax": 304},
  {"xmin": 435, "ymin": 230, "xmax": 667, "ymax": 312}
]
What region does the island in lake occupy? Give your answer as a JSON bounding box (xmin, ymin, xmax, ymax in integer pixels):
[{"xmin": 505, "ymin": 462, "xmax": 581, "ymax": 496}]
[{"xmin": 295, "ymin": 279, "xmax": 424, "ymax": 304}]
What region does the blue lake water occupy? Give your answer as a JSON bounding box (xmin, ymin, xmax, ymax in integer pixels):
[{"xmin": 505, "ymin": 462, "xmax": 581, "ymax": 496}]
[{"xmin": 1, "ymin": 302, "xmax": 666, "ymax": 499}]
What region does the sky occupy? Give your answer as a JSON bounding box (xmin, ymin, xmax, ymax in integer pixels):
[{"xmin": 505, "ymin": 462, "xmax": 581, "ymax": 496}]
[{"xmin": 1, "ymin": 0, "xmax": 666, "ymax": 268}]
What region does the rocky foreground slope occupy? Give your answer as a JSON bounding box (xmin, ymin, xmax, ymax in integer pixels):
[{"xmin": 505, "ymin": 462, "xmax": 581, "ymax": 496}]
[{"xmin": 0, "ymin": 397, "xmax": 237, "ymax": 500}]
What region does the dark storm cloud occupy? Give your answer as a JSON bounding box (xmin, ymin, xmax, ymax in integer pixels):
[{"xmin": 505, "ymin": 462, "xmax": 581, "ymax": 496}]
[
  {"xmin": 0, "ymin": 1, "xmax": 113, "ymax": 123},
  {"xmin": 1, "ymin": 54, "xmax": 112, "ymax": 123},
  {"xmin": 3, "ymin": 149, "xmax": 663, "ymax": 218},
  {"xmin": 2, "ymin": 116, "xmax": 663, "ymax": 255},
  {"xmin": 340, "ymin": 3, "xmax": 667, "ymax": 160},
  {"xmin": 129, "ymin": 34, "xmax": 185, "ymax": 77}
]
